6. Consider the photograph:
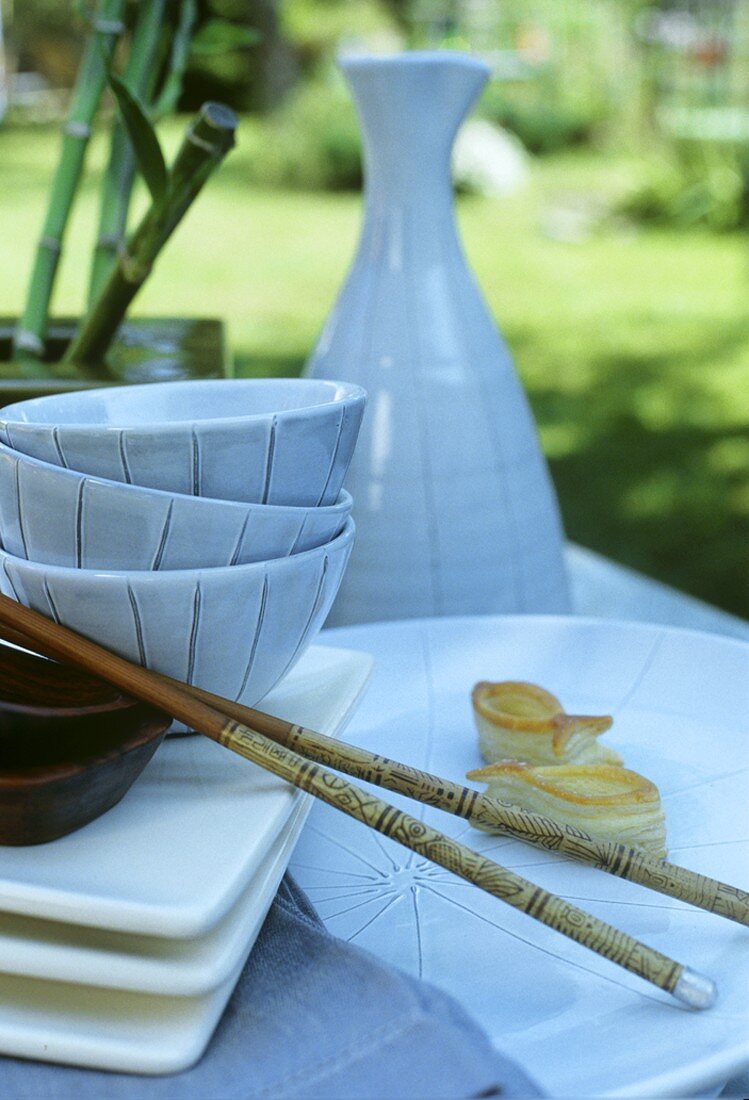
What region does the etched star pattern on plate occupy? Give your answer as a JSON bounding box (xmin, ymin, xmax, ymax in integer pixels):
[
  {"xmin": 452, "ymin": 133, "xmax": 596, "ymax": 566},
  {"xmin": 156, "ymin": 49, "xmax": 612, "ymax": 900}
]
[{"xmin": 290, "ymin": 616, "xmax": 749, "ymax": 1099}]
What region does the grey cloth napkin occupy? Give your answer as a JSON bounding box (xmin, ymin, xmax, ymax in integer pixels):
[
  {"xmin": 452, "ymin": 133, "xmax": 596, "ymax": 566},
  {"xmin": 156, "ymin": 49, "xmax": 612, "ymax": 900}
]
[
  {"xmin": 0, "ymin": 875, "xmax": 542, "ymax": 1099},
  {"xmin": 719, "ymin": 1071, "xmax": 749, "ymax": 1097}
]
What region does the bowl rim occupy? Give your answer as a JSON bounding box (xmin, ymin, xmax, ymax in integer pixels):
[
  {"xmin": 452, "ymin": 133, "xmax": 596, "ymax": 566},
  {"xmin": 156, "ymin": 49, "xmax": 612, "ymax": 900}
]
[
  {"xmin": 0, "ymin": 694, "xmax": 136, "ymax": 720},
  {"xmin": 0, "ymin": 516, "xmax": 355, "ymax": 584},
  {"xmin": 0, "ymin": 440, "xmax": 354, "ymax": 518},
  {"xmin": 0, "ymin": 643, "xmax": 148, "ymax": 718},
  {"xmin": 0, "ymin": 378, "xmax": 367, "ymax": 434}
]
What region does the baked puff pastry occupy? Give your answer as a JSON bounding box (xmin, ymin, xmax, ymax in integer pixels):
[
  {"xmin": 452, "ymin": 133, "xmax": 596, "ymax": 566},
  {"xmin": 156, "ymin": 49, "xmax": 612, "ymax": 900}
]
[
  {"xmin": 472, "ymin": 681, "xmax": 622, "ymax": 767},
  {"xmin": 466, "ymin": 762, "xmax": 667, "ymax": 858}
]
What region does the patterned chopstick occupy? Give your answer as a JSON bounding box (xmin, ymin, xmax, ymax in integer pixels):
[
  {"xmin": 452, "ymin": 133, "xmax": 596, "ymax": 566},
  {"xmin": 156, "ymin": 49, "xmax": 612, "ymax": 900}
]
[
  {"xmin": 160, "ymin": 680, "xmax": 749, "ymax": 930},
  {"xmin": 0, "ymin": 596, "xmax": 716, "ymax": 1009}
]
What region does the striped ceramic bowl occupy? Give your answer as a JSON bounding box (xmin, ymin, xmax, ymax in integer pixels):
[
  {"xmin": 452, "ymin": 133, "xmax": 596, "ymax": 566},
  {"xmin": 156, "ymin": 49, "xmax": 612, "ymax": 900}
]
[
  {"xmin": 0, "ymin": 378, "xmax": 366, "ymax": 507},
  {"xmin": 0, "ymin": 520, "xmax": 355, "ymax": 709},
  {"xmin": 0, "ymin": 441, "xmax": 352, "ymax": 570}
]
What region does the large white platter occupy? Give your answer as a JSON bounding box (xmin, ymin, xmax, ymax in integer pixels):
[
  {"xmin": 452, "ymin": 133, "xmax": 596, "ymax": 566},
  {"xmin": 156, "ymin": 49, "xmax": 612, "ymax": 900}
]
[
  {"xmin": 0, "ymin": 643, "xmax": 374, "ymax": 1074},
  {"xmin": 0, "ymin": 644, "xmax": 373, "ymax": 937},
  {"xmin": 290, "ymin": 616, "xmax": 749, "ymax": 1099}
]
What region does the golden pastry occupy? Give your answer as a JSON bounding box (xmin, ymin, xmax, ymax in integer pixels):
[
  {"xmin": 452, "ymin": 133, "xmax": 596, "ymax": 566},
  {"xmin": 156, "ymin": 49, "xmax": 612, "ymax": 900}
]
[
  {"xmin": 466, "ymin": 761, "xmax": 667, "ymax": 858},
  {"xmin": 472, "ymin": 680, "xmax": 622, "ymax": 767}
]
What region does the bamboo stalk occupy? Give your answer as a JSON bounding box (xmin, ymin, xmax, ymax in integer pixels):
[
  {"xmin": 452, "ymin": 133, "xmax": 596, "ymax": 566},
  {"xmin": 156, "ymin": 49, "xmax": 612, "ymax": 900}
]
[
  {"xmin": 65, "ymin": 101, "xmax": 237, "ymax": 376},
  {"xmin": 13, "ymin": 0, "xmax": 126, "ymax": 373},
  {"xmin": 4, "ymin": 619, "xmax": 746, "ymax": 928},
  {"xmin": 88, "ymin": 0, "xmax": 170, "ymax": 303},
  {"xmin": 0, "ymin": 595, "xmax": 717, "ymax": 1010}
]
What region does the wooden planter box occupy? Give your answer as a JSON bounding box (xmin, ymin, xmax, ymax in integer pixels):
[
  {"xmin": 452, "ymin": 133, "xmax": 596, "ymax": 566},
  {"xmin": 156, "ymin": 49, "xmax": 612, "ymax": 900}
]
[{"xmin": 0, "ymin": 317, "xmax": 231, "ymax": 407}]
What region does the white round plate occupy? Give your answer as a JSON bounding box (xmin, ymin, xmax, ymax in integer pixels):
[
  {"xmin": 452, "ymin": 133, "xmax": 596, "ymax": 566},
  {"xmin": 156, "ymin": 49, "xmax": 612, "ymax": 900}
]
[{"xmin": 292, "ymin": 616, "xmax": 749, "ymax": 1098}]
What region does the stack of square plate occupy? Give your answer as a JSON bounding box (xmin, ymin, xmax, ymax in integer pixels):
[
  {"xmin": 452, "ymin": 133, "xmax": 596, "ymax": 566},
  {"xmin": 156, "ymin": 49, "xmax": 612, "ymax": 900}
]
[{"xmin": 0, "ymin": 644, "xmax": 373, "ymax": 1074}]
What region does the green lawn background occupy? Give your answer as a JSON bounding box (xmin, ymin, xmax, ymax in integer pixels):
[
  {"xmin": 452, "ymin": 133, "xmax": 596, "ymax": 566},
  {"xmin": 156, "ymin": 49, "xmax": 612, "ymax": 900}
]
[{"xmin": 1, "ymin": 120, "xmax": 747, "ymax": 616}]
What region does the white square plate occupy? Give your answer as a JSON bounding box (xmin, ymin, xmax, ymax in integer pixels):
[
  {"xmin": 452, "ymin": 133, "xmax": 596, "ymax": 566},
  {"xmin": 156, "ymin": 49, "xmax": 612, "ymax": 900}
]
[
  {"xmin": 0, "ymin": 645, "xmax": 373, "ymax": 938},
  {"xmin": 292, "ymin": 617, "xmax": 749, "ymax": 1098},
  {"xmin": 0, "ymin": 802, "xmax": 303, "ymax": 1074},
  {"xmin": 0, "ymin": 796, "xmax": 307, "ymax": 997},
  {"xmin": 0, "ymin": 643, "xmax": 374, "ymax": 1073}
]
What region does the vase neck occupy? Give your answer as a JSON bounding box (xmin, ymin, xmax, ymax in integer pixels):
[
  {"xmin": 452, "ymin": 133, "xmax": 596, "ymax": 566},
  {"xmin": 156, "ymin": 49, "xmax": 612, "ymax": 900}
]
[
  {"xmin": 361, "ymin": 168, "xmax": 455, "ymax": 227},
  {"xmin": 340, "ymin": 51, "xmax": 489, "ymax": 204}
]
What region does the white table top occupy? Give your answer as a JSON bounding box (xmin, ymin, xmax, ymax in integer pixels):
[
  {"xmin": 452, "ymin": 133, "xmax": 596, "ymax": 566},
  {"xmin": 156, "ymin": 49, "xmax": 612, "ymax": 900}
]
[{"xmin": 566, "ymin": 544, "xmax": 749, "ymax": 643}]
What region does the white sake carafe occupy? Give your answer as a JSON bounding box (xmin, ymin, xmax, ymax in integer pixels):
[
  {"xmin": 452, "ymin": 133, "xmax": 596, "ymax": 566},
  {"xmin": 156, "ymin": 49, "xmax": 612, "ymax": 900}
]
[{"xmin": 305, "ymin": 51, "xmax": 570, "ymax": 625}]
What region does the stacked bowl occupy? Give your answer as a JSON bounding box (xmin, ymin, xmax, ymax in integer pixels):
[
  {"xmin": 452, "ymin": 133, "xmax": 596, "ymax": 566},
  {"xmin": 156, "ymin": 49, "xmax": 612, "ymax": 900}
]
[{"xmin": 0, "ymin": 378, "xmax": 365, "ymax": 710}]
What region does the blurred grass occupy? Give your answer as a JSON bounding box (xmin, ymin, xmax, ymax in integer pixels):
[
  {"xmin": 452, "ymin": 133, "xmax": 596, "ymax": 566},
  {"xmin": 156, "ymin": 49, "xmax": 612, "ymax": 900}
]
[{"xmin": 1, "ymin": 118, "xmax": 747, "ymax": 617}]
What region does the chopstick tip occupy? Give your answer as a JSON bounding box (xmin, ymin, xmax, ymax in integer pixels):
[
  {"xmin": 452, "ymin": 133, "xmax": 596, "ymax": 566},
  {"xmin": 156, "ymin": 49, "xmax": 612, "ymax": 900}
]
[{"xmin": 673, "ymin": 967, "xmax": 717, "ymax": 1010}]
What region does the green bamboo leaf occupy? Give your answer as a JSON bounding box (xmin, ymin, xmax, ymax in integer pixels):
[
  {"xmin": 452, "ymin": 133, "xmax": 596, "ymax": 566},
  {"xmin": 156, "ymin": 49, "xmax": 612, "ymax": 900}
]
[
  {"xmin": 107, "ymin": 72, "xmax": 168, "ymax": 201},
  {"xmin": 190, "ymin": 19, "xmax": 259, "ymax": 55}
]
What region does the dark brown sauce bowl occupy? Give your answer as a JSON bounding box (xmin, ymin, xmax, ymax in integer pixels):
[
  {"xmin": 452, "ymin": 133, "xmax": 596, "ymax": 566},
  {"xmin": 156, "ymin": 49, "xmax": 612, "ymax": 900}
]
[{"xmin": 0, "ymin": 644, "xmax": 171, "ymax": 845}]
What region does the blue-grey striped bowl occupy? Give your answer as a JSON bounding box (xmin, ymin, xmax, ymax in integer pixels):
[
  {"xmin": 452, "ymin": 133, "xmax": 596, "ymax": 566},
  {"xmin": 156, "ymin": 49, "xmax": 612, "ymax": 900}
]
[
  {"xmin": 0, "ymin": 520, "xmax": 354, "ymax": 708},
  {"xmin": 0, "ymin": 442, "xmax": 352, "ymax": 570},
  {"xmin": 0, "ymin": 379, "xmax": 366, "ymax": 507}
]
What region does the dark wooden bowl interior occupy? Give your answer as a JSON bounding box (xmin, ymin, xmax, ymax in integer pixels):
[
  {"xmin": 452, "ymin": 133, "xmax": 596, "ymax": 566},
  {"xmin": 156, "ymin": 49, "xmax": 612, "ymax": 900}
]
[
  {"xmin": 0, "ymin": 643, "xmax": 128, "ymax": 710},
  {"xmin": 0, "ymin": 644, "xmax": 144, "ymax": 765},
  {"xmin": 0, "ymin": 643, "xmax": 171, "ymax": 844}
]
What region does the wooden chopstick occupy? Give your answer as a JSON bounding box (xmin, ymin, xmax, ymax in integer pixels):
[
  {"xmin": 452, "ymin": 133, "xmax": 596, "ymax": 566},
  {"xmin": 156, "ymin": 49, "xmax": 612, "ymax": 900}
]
[
  {"xmin": 3, "ymin": 619, "xmax": 746, "ymax": 931},
  {"xmin": 157, "ymin": 678, "xmax": 749, "ymax": 931},
  {"xmin": 0, "ymin": 597, "xmax": 717, "ymax": 1009}
]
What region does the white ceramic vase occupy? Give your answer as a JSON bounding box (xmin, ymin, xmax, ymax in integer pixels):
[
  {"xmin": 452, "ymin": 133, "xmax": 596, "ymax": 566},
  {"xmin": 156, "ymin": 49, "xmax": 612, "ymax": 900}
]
[{"xmin": 305, "ymin": 51, "xmax": 570, "ymax": 625}]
